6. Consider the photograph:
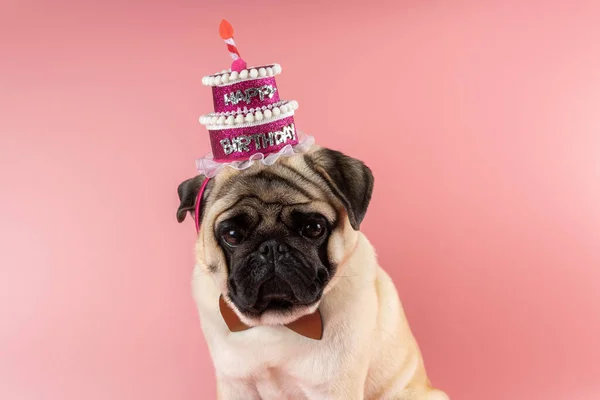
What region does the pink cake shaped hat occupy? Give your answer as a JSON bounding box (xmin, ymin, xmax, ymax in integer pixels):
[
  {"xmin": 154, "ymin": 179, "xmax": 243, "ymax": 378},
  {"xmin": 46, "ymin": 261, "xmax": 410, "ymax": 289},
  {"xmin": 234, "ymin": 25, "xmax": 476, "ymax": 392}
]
[{"xmin": 196, "ymin": 20, "xmax": 314, "ymax": 178}]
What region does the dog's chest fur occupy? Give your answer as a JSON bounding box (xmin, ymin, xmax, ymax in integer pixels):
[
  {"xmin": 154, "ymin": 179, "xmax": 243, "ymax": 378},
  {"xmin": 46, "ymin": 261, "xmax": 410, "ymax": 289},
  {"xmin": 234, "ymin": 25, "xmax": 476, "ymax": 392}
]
[
  {"xmin": 206, "ymin": 322, "xmax": 352, "ymax": 399},
  {"xmin": 243, "ymin": 367, "xmax": 317, "ymax": 400}
]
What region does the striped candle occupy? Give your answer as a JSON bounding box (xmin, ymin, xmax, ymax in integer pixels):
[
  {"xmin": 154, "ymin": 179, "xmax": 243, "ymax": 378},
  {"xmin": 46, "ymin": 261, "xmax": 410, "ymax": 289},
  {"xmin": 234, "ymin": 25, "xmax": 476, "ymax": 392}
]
[{"xmin": 218, "ymin": 19, "xmax": 247, "ymax": 72}]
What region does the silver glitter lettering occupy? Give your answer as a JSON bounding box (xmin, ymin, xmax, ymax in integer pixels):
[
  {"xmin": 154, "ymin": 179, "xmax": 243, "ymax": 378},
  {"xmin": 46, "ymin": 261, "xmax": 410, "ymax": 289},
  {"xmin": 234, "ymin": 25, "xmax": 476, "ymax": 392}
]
[
  {"xmin": 261, "ymin": 85, "xmax": 276, "ymax": 99},
  {"xmin": 221, "ymin": 123, "xmax": 295, "ymax": 156},
  {"xmin": 282, "ymin": 124, "xmax": 295, "ymax": 141},
  {"xmin": 250, "ymin": 134, "xmax": 263, "ymax": 150},
  {"xmin": 220, "ymin": 138, "xmax": 235, "ymax": 155},
  {"xmin": 262, "ymin": 132, "xmax": 275, "ymax": 148},
  {"xmin": 274, "ymin": 131, "xmax": 284, "ymax": 145},
  {"xmin": 224, "ymin": 90, "xmax": 243, "ymax": 106},
  {"xmin": 244, "ymin": 88, "xmax": 259, "ymax": 103},
  {"xmin": 223, "ymin": 85, "xmax": 277, "ymax": 106},
  {"xmin": 233, "ymin": 136, "xmax": 251, "ymax": 153}
]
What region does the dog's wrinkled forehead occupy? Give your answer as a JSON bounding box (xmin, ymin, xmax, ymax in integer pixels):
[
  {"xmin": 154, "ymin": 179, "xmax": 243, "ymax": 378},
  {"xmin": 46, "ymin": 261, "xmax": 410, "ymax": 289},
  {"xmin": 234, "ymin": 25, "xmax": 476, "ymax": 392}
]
[
  {"xmin": 214, "ymin": 190, "xmax": 338, "ymax": 230},
  {"xmin": 177, "ymin": 148, "xmax": 374, "ymax": 231},
  {"xmin": 218, "ymin": 169, "xmax": 313, "ymax": 206},
  {"xmin": 211, "ymin": 164, "xmax": 337, "ymax": 227}
]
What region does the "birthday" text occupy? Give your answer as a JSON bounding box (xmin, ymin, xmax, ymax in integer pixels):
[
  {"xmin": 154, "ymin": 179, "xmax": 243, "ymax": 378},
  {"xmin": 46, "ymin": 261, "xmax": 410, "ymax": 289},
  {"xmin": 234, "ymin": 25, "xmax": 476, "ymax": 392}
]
[{"xmin": 219, "ymin": 123, "xmax": 296, "ymax": 155}]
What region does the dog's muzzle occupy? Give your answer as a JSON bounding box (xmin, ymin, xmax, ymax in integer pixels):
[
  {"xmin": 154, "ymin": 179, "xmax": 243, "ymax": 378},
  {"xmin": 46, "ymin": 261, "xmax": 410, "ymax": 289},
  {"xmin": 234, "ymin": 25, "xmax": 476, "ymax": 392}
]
[{"xmin": 228, "ymin": 239, "xmax": 325, "ymax": 314}]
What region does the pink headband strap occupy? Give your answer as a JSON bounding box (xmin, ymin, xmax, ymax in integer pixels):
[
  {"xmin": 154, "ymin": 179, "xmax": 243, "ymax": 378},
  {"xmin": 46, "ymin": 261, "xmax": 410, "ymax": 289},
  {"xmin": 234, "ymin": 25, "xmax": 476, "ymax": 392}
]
[{"xmin": 194, "ymin": 177, "xmax": 211, "ymax": 233}]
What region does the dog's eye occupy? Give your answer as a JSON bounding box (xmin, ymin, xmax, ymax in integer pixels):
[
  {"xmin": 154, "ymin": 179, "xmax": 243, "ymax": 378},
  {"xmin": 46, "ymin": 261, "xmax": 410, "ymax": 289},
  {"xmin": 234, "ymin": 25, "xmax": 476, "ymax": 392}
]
[
  {"xmin": 302, "ymin": 220, "xmax": 325, "ymax": 239},
  {"xmin": 222, "ymin": 229, "xmax": 243, "ymax": 247}
]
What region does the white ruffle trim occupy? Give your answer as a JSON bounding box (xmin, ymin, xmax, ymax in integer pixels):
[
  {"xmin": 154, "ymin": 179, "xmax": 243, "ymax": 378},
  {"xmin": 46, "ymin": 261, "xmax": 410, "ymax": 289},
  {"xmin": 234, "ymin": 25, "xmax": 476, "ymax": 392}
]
[{"xmin": 195, "ymin": 133, "xmax": 315, "ymax": 178}]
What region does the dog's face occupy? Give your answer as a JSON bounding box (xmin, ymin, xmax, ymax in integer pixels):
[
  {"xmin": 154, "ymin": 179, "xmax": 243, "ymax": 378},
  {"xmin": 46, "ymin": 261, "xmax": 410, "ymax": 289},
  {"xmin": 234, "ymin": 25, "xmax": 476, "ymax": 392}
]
[{"xmin": 176, "ymin": 146, "xmax": 374, "ymax": 326}]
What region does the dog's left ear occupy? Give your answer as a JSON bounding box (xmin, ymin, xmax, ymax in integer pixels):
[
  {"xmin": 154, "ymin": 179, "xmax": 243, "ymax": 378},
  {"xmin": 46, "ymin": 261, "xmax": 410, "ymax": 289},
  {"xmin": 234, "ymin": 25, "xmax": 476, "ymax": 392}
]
[
  {"xmin": 176, "ymin": 175, "xmax": 209, "ymax": 223},
  {"xmin": 306, "ymin": 148, "xmax": 374, "ymax": 230}
]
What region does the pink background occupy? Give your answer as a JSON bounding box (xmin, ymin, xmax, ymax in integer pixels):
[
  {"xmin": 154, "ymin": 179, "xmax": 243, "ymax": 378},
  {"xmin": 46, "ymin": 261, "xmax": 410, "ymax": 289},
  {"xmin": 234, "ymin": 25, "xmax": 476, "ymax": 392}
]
[{"xmin": 2, "ymin": 1, "xmax": 600, "ymax": 399}]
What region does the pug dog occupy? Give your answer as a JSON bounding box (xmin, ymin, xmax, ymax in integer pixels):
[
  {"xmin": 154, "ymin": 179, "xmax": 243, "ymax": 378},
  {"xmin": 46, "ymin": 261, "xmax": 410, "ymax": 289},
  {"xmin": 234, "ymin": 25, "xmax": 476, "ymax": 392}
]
[{"xmin": 176, "ymin": 146, "xmax": 448, "ymax": 400}]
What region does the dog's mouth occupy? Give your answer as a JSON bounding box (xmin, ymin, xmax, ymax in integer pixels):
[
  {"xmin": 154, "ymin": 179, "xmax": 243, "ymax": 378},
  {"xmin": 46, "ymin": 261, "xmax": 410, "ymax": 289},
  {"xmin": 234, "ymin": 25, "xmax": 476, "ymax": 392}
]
[
  {"xmin": 229, "ymin": 276, "xmax": 322, "ymax": 319},
  {"xmin": 251, "ymin": 277, "xmax": 296, "ymax": 312},
  {"xmin": 263, "ymin": 298, "xmax": 294, "ymax": 310}
]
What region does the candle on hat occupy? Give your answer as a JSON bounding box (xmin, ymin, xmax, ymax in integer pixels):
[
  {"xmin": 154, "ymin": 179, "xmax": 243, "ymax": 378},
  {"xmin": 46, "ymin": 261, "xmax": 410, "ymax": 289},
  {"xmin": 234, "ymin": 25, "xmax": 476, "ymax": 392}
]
[
  {"xmin": 196, "ymin": 18, "xmax": 314, "ymax": 178},
  {"xmin": 219, "ymin": 19, "xmax": 247, "ymax": 72}
]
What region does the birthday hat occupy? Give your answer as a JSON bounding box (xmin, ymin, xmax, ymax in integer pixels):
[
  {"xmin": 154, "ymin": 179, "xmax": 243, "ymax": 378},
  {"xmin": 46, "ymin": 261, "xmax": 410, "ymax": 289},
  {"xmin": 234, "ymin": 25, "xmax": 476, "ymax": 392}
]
[{"xmin": 196, "ymin": 20, "xmax": 314, "ymax": 177}]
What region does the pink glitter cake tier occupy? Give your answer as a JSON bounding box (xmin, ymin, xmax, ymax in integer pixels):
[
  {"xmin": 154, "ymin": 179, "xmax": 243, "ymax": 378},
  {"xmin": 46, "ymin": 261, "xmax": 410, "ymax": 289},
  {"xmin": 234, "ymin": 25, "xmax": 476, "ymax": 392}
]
[
  {"xmin": 200, "ymin": 99, "xmax": 299, "ymax": 162},
  {"xmin": 202, "ymin": 64, "xmax": 285, "ymax": 114},
  {"xmin": 208, "ymin": 115, "xmax": 298, "ymax": 162}
]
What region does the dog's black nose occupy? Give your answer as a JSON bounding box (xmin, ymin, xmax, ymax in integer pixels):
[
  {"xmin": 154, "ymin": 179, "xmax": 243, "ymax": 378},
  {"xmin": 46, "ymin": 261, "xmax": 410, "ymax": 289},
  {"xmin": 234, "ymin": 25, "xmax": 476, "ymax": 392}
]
[{"xmin": 258, "ymin": 240, "xmax": 288, "ymax": 258}]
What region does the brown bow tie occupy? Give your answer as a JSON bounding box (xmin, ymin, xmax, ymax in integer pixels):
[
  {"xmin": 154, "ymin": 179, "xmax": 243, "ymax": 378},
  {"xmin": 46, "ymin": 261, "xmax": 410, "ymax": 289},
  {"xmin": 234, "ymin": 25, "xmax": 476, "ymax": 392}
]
[{"xmin": 219, "ymin": 295, "xmax": 323, "ymax": 340}]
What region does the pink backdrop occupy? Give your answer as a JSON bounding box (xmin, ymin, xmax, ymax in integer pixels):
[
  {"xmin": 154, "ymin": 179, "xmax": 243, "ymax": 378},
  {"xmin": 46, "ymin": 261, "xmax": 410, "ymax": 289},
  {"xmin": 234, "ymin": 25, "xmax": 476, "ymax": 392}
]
[{"xmin": 2, "ymin": 1, "xmax": 600, "ymax": 399}]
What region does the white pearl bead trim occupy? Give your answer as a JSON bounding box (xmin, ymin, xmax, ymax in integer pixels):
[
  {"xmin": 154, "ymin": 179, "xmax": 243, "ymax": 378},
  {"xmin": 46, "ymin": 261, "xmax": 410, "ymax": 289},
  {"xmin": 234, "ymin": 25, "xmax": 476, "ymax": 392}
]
[
  {"xmin": 199, "ymin": 100, "xmax": 298, "ymax": 125},
  {"xmin": 199, "ymin": 100, "xmax": 298, "ymax": 130},
  {"xmin": 201, "ymin": 64, "xmax": 282, "ymax": 87}
]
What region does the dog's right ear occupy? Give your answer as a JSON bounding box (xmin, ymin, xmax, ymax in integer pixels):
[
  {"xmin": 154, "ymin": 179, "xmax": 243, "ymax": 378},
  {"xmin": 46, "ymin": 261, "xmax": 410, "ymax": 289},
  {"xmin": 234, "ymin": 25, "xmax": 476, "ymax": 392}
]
[
  {"xmin": 305, "ymin": 148, "xmax": 374, "ymax": 231},
  {"xmin": 176, "ymin": 175, "xmax": 208, "ymax": 223}
]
